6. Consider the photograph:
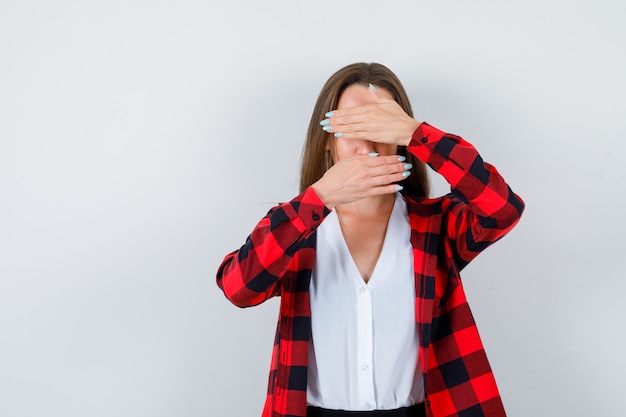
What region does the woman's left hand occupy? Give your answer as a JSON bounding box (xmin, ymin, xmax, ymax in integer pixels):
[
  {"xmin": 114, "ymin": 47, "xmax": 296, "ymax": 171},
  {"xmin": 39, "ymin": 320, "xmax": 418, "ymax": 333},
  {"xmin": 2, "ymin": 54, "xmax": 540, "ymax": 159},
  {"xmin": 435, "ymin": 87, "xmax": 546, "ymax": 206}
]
[{"xmin": 323, "ymin": 87, "xmax": 422, "ymax": 146}]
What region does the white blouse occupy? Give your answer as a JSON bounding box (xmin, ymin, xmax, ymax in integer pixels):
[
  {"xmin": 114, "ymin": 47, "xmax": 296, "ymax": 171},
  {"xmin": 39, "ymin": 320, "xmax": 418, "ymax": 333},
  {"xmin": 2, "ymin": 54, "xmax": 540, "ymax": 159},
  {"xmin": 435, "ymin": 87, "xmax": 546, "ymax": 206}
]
[{"xmin": 307, "ymin": 193, "xmax": 425, "ymax": 411}]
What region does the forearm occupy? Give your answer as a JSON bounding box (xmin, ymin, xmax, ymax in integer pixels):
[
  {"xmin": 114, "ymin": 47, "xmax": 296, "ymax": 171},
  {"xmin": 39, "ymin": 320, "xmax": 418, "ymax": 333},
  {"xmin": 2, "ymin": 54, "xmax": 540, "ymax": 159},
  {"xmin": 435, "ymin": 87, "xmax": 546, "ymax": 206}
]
[
  {"xmin": 406, "ymin": 123, "xmax": 525, "ymax": 265},
  {"xmin": 408, "ymin": 123, "xmax": 523, "ymax": 217},
  {"xmin": 216, "ymin": 187, "xmax": 329, "ymax": 307}
]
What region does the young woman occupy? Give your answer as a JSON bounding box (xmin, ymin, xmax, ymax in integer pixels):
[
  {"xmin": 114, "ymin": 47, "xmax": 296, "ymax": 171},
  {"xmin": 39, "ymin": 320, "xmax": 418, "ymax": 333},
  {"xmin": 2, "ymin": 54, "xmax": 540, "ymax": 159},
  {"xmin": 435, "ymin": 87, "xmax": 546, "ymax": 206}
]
[{"xmin": 217, "ymin": 63, "xmax": 525, "ymax": 417}]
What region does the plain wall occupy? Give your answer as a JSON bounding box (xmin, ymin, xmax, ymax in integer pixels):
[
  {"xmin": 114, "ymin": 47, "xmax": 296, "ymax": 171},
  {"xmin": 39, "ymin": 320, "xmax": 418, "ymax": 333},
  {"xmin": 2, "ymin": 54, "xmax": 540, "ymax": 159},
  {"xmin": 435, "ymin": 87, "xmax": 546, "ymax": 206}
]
[{"xmin": 1, "ymin": 0, "xmax": 625, "ymax": 416}]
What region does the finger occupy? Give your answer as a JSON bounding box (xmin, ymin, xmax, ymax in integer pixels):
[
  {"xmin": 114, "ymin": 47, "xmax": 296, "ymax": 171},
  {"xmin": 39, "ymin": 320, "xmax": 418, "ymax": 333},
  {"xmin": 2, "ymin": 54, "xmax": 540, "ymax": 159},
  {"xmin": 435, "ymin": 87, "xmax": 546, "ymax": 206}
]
[
  {"xmin": 320, "ymin": 114, "xmax": 370, "ymax": 135},
  {"xmin": 364, "ymin": 155, "xmax": 411, "ymax": 170},
  {"xmin": 348, "ymin": 153, "xmax": 406, "ymax": 167},
  {"xmin": 358, "ymin": 159, "xmax": 412, "ymax": 183},
  {"xmin": 329, "ymin": 107, "xmax": 388, "ymax": 136},
  {"xmin": 368, "ymin": 83, "xmax": 380, "ymax": 103},
  {"xmin": 323, "ymin": 103, "xmax": 374, "ymax": 122},
  {"xmin": 334, "ymin": 129, "xmax": 396, "ymax": 144},
  {"xmin": 368, "ymin": 168, "xmax": 412, "ymax": 185},
  {"xmin": 362, "ymin": 164, "xmax": 403, "ymax": 179},
  {"xmin": 368, "ymin": 83, "xmax": 398, "ymax": 106},
  {"xmin": 324, "ymin": 97, "xmax": 394, "ymax": 123},
  {"xmin": 366, "ymin": 183, "xmax": 405, "ymax": 197}
]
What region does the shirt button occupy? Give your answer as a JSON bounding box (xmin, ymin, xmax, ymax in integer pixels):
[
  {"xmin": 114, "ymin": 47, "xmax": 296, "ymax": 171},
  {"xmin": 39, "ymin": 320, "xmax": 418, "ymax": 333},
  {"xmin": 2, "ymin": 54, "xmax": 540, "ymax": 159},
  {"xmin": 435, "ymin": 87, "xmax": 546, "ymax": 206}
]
[
  {"xmin": 361, "ymin": 364, "xmax": 369, "ymax": 371},
  {"xmin": 421, "ymin": 137, "xmax": 428, "ymax": 144},
  {"xmin": 359, "ymin": 287, "xmax": 366, "ymax": 293},
  {"xmin": 312, "ymin": 213, "xmax": 320, "ymax": 221}
]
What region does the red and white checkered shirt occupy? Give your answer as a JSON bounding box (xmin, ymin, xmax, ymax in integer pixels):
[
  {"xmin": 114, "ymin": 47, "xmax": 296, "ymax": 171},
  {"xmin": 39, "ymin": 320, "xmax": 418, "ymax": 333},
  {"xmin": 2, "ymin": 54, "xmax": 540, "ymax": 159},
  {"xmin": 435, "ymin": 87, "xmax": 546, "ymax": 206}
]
[{"xmin": 217, "ymin": 123, "xmax": 525, "ymax": 417}]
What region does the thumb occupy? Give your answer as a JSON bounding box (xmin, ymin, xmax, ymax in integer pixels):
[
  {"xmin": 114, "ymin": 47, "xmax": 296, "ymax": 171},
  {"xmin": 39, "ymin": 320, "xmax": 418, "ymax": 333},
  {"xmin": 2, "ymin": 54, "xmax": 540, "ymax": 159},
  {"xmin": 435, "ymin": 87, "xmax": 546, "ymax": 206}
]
[{"xmin": 368, "ymin": 83, "xmax": 380, "ymax": 103}]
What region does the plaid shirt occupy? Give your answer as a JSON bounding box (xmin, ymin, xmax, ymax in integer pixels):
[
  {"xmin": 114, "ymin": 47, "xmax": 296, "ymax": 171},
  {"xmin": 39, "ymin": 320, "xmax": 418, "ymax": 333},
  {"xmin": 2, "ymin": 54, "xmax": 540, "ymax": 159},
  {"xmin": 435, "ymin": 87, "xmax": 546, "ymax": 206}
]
[{"xmin": 217, "ymin": 123, "xmax": 525, "ymax": 417}]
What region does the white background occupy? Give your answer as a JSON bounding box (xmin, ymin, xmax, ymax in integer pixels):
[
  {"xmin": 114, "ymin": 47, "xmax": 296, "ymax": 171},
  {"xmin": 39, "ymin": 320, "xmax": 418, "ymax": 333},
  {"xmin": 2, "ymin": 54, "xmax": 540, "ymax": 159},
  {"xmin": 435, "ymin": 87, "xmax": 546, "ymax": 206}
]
[{"xmin": 1, "ymin": 1, "xmax": 625, "ymax": 416}]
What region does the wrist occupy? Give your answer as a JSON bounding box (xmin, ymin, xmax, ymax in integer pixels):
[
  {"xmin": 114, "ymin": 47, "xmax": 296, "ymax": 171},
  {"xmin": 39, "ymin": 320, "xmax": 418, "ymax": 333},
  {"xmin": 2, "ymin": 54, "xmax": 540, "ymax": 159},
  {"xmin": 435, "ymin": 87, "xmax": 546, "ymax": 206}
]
[
  {"xmin": 311, "ymin": 182, "xmax": 336, "ymax": 210},
  {"xmin": 400, "ymin": 119, "xmax": 422, "ymax": 146}
]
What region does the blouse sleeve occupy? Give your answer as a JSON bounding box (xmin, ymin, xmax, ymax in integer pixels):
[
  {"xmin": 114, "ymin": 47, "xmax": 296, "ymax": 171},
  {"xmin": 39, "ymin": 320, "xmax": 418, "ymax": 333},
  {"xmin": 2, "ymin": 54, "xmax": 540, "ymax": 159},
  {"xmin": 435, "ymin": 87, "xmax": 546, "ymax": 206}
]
[
  {"xmin": 216, "ymin": 187, "xmax": 330, "ymax": 307},
  {"xmin": 407, "ymin": 123, "xmax": 525, "ymax": 269}
]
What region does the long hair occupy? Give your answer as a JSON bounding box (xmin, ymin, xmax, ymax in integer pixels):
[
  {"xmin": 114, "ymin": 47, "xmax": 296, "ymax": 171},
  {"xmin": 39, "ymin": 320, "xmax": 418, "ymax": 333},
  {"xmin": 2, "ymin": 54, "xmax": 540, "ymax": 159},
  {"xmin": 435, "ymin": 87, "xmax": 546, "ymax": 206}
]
[{"xmin": 299, "ymin": 62, "xmax": 430, "ymax": 198}]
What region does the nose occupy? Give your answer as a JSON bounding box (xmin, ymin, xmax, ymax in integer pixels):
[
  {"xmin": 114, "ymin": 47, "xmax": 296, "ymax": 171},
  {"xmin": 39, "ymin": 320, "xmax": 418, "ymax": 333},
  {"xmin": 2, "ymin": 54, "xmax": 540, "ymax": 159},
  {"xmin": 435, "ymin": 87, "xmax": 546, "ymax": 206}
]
[{"xmin": 355, "ymin": 140, "xmax": 376, "ymax": 155}]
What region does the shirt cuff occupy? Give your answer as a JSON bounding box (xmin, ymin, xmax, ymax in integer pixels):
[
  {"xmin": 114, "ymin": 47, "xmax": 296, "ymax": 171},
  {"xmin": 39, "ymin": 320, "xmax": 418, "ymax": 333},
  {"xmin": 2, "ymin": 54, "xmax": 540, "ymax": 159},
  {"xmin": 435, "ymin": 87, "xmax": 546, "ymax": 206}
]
[
  {"xmin": 294, "ymin": 187, "xmax": 331, "ymax": 229},
  {"xmin": 409, "ymin": 122, "xmax": 446, "ymax": 147}
]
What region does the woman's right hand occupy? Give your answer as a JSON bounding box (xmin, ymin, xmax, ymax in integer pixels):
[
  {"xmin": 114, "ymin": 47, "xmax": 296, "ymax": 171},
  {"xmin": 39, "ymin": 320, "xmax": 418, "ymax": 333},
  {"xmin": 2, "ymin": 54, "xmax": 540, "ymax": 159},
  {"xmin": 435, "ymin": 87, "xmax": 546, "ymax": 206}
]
[{"xmin": 311, "ymin": 154, "xmax": 411, "ymax": 209}]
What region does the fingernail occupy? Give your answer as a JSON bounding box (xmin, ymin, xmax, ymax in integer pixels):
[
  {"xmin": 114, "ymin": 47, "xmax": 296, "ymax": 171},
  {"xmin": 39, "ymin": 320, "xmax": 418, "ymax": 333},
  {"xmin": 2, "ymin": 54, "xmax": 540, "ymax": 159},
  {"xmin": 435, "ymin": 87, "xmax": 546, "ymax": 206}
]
[
  {"xmin": 404, "ymin": 163, "xmax": 413, "ymax": 170},
  {"xmin": 402, "ymin": 171, "xmax": 412, "ymax": 177},
  {"xmin": 368, "ymin": 152, "xmax": 379, "ymax": 157},
  {"xmin": 395, "ymin": 185, "xmax": 404, "ymax": 191},
  {"xmin": 397, "ymin": 156, "xmax": 406, "ymax": 162},
  {"xmin": 334, "ymin": 132, "xmax": 343, "ymax": 138},
  {"xmin": 325, "ymin": 111, "xmax": 334, "ymax": 117},
  {"xmin": 369, "ymin": 83, "xmax": 377, "ymax": 93},
  {"xmin": 320, "ymin": 119, "xmax": 330, "ymax": 126},
  {"xmin": 322, "ymin": 126, "xmax": 333, "ymax": 131}
]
